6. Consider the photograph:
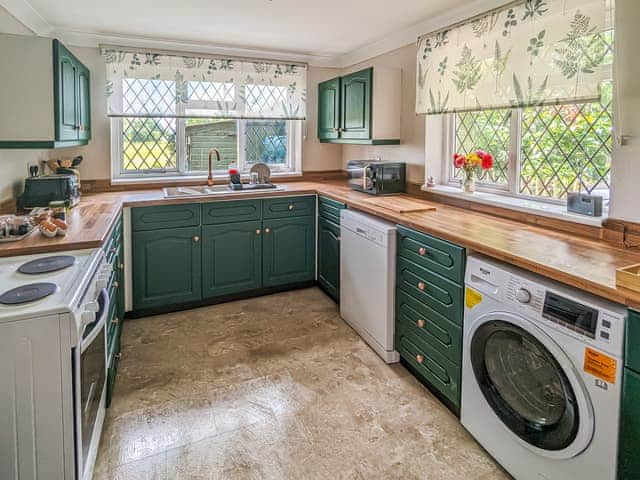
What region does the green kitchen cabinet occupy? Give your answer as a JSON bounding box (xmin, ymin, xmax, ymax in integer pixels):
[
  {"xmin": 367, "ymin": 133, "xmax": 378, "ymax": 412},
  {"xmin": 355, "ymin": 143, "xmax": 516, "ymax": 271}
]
[
  {"xmin": 317, "ymin": 67, "xmax": 401, "ymax": 145},
  {"xmin": 619, "ymin": 310, "xmax": 640, "ymax": 480},
  {"xmin": 202, "ymin": 221, "xmax": 262, "ymax": 298},
  {"xmin": 318, "ymin": 77, "xmax": 341, "ymax": 141},
  {"xmin": 0, "ymin": 34, "xmax": 91, "ymax": 148},
  {"xmin": 105, "ymin": 215, "xmax": 124, "ymax": 408},
  {"xmin": 318, "ymin": 217, "xmax": 341, "ymax": 301},
  {"xmin": 340, "ymin": 68, "xmax": 372, "ymax": 141},
  {"xmin": 263, "ymin": 216, "xmax": 316, "ymax": 288},
  {"xmin": 133, "ymin": 226, "xmax": 202, "ymax": 310}
]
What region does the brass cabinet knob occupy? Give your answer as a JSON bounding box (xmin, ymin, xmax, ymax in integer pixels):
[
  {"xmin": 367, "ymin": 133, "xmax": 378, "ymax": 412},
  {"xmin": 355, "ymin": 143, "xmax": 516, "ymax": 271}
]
[
  {"xmin": 112, "ymin": 317, "xmax": 119, "ymax": 325},
  {"xmin": 418, "ymin": 247, "xmax": 427, "ymax": 256},
  {"xmin": 417, "ymin": 281, "xmax": 426, "ymax": 291},
  {"xmin": 416, "ymin": 354, "xmax": 424, "ymax": 364},
  {"xmin": 416, "ymin": 319, "xmax": 426, "ymax": 329},
  {"xmin": 288, "ymin": 204, "xmax": 294, "ymax": 211},
  {"xmin": 256, "ymin": 229, "xmax": 261, "ymax": 235},
  {"xmin": 110, "ymin": 247, "xmax": 117, "ymax": 254},
  {"xmin": 116, "ymin": 353, "xmax": 122, "ymax": 359},
  {"xmin": 265, "ymin": 227, "xmax": 271, "ymax": 234},
  {"xmin": 113, "ymin": 281, "xmax": 119, "ymax": 288},
  {"xmin": 119, "ymin": 263, "xmax": 124, "ymax": 270},
  {"xmin": 193, "ymin": 236, "xmax": 200, "ymax": 242}
]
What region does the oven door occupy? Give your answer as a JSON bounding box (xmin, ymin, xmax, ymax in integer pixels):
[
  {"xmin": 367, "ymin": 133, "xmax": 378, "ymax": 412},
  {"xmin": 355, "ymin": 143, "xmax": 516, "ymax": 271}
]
[{"xmin": 75, "ymin": 288, "xmax": 109, "ymax": 479}]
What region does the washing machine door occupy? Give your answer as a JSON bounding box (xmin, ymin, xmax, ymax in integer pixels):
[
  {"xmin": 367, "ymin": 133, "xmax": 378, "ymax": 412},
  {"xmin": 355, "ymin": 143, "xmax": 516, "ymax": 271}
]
[{"xmin": 469, "ymin": 312, "xmax": 594, "ymax": 459}]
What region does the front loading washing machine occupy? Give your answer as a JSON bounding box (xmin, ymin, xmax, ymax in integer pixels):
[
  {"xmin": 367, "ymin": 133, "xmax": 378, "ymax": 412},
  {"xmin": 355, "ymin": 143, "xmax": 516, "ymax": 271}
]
[{"xmin": 461, "ymin": 254, "xmax": 627, "ymax": 480}]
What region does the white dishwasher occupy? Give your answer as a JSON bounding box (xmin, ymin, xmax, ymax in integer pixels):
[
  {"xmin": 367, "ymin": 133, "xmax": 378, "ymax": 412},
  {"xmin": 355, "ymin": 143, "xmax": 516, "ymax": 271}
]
[{"xmin": 340, "ymin": 209, "xmax": 399, "ymax": 363}]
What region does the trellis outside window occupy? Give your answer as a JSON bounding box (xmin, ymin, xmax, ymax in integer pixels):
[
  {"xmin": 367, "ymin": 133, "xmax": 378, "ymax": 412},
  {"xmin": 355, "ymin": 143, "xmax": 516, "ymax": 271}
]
[{"xmin": 103, "ymin": 48, "xmax": 306, "ymax": 179}]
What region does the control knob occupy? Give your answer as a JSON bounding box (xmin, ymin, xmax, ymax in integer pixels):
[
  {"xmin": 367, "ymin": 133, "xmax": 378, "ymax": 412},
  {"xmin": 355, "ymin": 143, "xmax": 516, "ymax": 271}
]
[{"xmin": 515, "ymin": 288, "xmax": 532, "ymax": 304}]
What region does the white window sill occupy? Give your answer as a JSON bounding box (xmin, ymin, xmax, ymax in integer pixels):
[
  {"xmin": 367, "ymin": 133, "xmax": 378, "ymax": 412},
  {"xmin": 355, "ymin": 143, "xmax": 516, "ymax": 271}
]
[
  {"xmin": 421, "ymin": 184, "xmax": 607, "ymax": 227},
  {"xmin": 111, "ymin": 171, "xmax": 302, "ymax": 185}
]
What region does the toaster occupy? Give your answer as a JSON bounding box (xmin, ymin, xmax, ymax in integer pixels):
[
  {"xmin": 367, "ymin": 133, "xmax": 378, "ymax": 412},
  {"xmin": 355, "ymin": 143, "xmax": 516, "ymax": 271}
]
[{"xmin": 18, "ymin": 174, "xmax": 80, "ymax": 210}]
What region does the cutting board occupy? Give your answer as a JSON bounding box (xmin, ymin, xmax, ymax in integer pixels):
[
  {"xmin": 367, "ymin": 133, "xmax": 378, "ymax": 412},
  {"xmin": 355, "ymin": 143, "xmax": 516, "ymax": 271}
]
[{"xmin": 361, "ymin": 195, "xmax": 437, "ymax": 214}]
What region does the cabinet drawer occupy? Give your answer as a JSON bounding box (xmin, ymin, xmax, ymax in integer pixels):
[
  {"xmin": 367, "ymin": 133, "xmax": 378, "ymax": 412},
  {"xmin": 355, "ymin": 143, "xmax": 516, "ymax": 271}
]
[
  {"xmin": 626, "ymin": 310, "xmax": 640, "ymax": 372},
  {"xmin": 263, "ymin": 196, "xmax": 315, "ymax": 219},
  {"xmin": 396, "ymin": 289, "xmax": 462, "ymax": 364},
  {"xmin": 318, "ymin": 196, "xmax": 346, "ymax": 224},
  {"xmin": 397, "ymin": 257, "xmax": 463, "ymax": 325},
  {"xmin": 396, "ymin": 333, "xmax": 460, "ymax": 408},
  {"xmin": 202, "ymin": 199, "xmax": 262, "ymax": 225},
  {"xmin": 397, "ymin": 225, "xmax": 465, "ymax": 284},
  {"xmin": 132, "ymin": 204, "xmax": 201, "ymax": 231}
]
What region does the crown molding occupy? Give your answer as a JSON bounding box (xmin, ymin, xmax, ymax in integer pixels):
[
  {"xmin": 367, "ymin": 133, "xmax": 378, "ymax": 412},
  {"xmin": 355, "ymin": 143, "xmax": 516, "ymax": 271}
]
[
  {"xmin": 334, "ymin": 0, "xmax": 509, "ymax": 68},
  {"xmin": 0, "ymin": 0, "xmax": 52, "ymax": 35},
  {"xmin": 52, "ymin": 28, "xmax": 342, "ymax": 67}
]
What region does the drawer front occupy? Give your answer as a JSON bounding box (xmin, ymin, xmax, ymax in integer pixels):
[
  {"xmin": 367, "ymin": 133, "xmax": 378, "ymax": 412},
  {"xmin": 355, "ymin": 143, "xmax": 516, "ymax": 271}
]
[
  {"xmin": 318, "ymin": 196, "xmax": 346, "ymax": 224},
  {"xmin": 263, "ymin": 196, "xmax": 316, "ymax": 219},
  {"xmin": 397, "ymin": 257, "xmax": 463, "ymax": 325},
  {"xmin": 132, "ymin": 204, "xmax": 201, "ymax": 232},
  {"xmin": 396, "ymin": 289, "xmax": 462, "ymax": 364},
  {"xmin": 397, "ymin": 225, "xmax": 465, "ymax": 284},
  {"xmin": 202, "ymin": 199, "xmax": 262, "ymax": 225},
  {"xmin": 626, "ymin": 310, "xmax": 640, "ymax": 372},
  {"xmin": 396, "ymin": 333, "xmax": 460, "ymax": 407}
]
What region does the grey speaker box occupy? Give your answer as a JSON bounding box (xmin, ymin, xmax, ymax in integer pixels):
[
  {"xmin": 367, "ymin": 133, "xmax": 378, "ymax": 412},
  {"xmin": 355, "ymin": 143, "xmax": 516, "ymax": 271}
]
[{"xmin": 567, "ymin": 193, "xmax": 603, "ymax": 217}]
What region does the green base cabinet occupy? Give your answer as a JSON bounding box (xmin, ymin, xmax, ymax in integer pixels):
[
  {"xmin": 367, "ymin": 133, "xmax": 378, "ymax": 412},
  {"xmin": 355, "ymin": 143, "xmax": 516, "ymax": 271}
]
[
  {"xmin": 202, "ymin": 221, "xmax": 262, "ymax": 298},
  {"xmin": 318, "ymin": 217, "xmax": 341, "ymax": 301},
  {"xmin": 105, "ymin": 215, "xmax": 124, "ymax": 408},
  {"xmin": 395, "ymin": 225, "xmax": 465, "ymax": 412},
  {"xmin": 619, "ymin": 309, "xmax": 640, "ymax": 479},
  {"xmin": 263, "ymin": 216, "xmax": 315, "ymax": 288},
  {"xmin": 132, "ymin": 226, "xmax": 202, "ymax": 310}
]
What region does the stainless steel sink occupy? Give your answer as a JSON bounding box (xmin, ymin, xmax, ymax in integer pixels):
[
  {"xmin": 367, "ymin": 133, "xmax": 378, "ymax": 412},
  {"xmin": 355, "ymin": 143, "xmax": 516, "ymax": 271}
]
[{"xmin": 163, "ymin": 184, "xmax": 285, "ymax": 198}]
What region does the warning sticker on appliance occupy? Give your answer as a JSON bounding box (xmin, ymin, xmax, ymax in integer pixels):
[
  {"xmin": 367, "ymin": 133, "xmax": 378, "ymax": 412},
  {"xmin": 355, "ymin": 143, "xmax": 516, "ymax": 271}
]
[
  {"xmin": 584, "ymin": 347, "xmax": 617, "ymax": 384},
  {"xmin": 465, "ymin": 287, "xmax": 483, "ymax": 309}
]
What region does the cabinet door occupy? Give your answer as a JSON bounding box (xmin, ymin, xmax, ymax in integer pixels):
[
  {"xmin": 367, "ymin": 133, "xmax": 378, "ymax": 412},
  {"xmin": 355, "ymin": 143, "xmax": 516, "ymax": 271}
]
[
  {"xmin": 133, "ymin": 226, "xmax": 202, "ymax": 310},
  {"xmin": 202, "ymin": 221, "xmax": 262, "ymax": 298},
  {"xmin": 318, "ymin": 217, "xmax": 341, "ymax": 301},
  {"xmin": 340, "ymin": 68, "xmax": 372, "ymax": 140},
  {"xmin": 53, "ymin": 41, "xmax": 78, "ymax": 141},
  {"xmin": 77, "ymin": 64, "xmax": 91, "ymax": 141},
  {"xmin": 318, "ymin": 77, "xmax": 341, "ymax": 141},
  {"xmin": 619, "ymin": 368, "xmax": 640, "ymax": 480},
  {"xmin": 263, "ymin": 216, "xmax": 315, "ymax": 288}
]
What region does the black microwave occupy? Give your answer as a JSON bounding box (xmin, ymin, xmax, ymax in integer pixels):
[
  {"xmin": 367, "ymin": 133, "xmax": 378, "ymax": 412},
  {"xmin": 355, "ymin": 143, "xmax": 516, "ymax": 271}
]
[{"xmin": 347, "ymin": 161, "xmax": 406, "ymax": 195}]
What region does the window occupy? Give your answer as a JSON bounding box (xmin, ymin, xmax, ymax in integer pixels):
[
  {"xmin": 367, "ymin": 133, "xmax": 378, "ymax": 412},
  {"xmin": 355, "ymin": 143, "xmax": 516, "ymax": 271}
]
[
  {"xmin": 446, "ymin": 33, "xmax": 614, "ymax": 203},
  {"xmin": 111, "ymin": 78, "xmax": 302, "ymax": 178}
]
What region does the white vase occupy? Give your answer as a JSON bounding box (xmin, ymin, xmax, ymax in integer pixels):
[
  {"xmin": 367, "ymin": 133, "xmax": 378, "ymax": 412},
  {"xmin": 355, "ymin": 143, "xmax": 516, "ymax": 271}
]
[{"xmin": 463, "ymin": 172, "xmax": 476, "ymax": 193}]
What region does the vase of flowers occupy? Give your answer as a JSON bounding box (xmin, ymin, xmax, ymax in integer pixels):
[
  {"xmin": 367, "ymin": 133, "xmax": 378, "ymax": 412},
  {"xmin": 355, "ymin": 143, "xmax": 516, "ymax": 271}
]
[{"xmin": 453, "ymin": 150, "xmax": 494, "ymax": 194}]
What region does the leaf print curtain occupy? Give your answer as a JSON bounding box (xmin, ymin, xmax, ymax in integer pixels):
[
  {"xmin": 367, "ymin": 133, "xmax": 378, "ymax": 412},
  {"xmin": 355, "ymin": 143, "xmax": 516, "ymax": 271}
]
[
  {"xmin": 101, "ymin": 48, "xmax": 307, "ymax": 120},
  {"xmin": 415, "ymin": 0, "xmax": 614, "ymax": 115}
]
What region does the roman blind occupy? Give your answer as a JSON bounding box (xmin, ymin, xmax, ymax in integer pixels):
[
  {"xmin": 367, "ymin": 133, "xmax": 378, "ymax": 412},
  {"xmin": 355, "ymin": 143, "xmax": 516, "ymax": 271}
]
[
  {"xmin": 101, "ymin": 47, "xmax": 307, "ymax": 120},
  {"xmin": 415, "ymin": 0, "xmax": 614, "ymax": 115}
]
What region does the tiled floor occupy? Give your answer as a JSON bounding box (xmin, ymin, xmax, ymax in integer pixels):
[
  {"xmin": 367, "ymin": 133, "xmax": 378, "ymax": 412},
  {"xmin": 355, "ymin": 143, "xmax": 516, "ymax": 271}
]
[{"xmin": 94, "ymin": 288, "xmax": 509, "ymax": 479}]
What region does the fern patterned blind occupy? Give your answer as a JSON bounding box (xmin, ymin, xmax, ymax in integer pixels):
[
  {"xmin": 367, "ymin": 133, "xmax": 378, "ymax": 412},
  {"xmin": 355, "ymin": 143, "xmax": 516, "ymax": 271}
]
[
  {"xmin": 415, "ymin": 0, "xmax": 613, "ymax": 115},
  {"xmin": 101, "ymin": 48, "xmax": 307, "ymax": 120}
]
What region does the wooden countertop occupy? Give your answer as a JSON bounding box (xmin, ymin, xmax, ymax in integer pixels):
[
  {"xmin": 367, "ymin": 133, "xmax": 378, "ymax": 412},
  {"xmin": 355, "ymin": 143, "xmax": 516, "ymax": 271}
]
[{"xmin": 2, "ymin": 181, "xmax": 640, "ymax": 310}]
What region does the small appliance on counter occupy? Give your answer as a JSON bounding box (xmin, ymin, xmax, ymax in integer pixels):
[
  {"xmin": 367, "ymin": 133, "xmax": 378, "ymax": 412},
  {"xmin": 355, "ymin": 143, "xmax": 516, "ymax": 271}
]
[
  {"xmin": 347, "ymin": 160, "xmax": 406, "ymax": 195},
  {"xmin": 18, "ymin": 173, "xmax": 80, "ymax": 210}
]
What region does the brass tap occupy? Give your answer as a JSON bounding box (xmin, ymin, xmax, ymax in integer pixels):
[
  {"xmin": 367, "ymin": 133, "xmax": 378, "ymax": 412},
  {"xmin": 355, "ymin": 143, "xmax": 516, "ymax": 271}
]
[{"xmin": 207, "ymin": 148, "xmax": 221, "ymax": 187}]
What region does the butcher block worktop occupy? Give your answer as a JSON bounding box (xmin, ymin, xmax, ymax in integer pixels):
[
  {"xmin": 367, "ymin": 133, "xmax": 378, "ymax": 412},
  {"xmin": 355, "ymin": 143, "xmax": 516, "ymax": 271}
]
[{"xmin": 2, "ymin": 181, "xmax": 640, "ymax": 309}]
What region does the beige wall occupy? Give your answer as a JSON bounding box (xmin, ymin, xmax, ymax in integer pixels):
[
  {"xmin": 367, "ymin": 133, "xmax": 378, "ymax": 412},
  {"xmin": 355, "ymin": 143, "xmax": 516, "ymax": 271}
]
[{"xmin": 340, "ymin": 44, "xmax": 426, "ymax": 184}]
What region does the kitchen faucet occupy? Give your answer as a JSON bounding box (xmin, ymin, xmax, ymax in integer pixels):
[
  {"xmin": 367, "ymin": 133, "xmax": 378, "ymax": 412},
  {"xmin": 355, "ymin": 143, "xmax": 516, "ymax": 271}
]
[{"xmin": 207, "ymin": 148, "xmax": 221, "ymax": 187}]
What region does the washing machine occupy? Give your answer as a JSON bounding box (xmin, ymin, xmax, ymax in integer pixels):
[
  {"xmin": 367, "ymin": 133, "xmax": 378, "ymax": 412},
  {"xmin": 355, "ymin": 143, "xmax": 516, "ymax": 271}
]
[{"xmin": 461, "ymin": 254, "xmax": 627, "ymax": 480}]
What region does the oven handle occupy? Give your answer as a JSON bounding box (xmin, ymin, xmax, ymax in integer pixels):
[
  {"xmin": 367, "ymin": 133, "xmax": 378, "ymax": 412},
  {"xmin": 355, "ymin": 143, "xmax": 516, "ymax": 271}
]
[{"xmin": 81, "ymin": 288, "xmax": 109, "ymax": 353}]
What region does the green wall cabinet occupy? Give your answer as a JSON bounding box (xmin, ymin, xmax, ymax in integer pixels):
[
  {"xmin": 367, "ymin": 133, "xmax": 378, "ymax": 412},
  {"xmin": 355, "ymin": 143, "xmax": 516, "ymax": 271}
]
[
  {"xmin": 202, "ymin": 221, "xmax": 262, "ymax": 298},
  {"xmin": 263, "ymin": 216, "xmax": 316, "ymax": 288},
  {"xmin": 619, "ymin": 309, "xmax": 640, "ymax": 480},
  {"xmin": 0, "ymin": 34, "xmax": 91, "ymax": 148},
  {"xmin": 132, "ymin": 226, "xmax": 202, "ymax": 310},
  {"xmin": 317, "ymin": 67, "xmax": 401, "ymax": 145}
]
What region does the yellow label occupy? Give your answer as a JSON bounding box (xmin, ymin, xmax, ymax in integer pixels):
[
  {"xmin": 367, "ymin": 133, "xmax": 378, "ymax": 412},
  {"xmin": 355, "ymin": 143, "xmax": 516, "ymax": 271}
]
[
  {"xmin": 465, "ymin": 287, "xmax": 483, "ymax": 309},
  {"xmin": 584, "ymin": 347, "xmax": 617, "ymax": 384}
]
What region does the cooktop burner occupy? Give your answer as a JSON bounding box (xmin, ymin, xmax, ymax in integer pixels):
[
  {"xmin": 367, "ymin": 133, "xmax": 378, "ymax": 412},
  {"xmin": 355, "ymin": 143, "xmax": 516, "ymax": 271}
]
[
  {"xmin": 0, "ymin": 283, "xmax": 58, "ymax": 305},
  {"xmin": 18, "ymin": 255, "xmax": 75, "ymax": 275}
]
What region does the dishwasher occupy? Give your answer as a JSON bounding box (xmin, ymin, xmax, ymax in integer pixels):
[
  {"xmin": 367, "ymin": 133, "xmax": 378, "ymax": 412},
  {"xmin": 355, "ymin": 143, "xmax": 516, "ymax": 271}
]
[{"xmin": 340, "ymin": 209, "xmax": 399, "ymax": 363}]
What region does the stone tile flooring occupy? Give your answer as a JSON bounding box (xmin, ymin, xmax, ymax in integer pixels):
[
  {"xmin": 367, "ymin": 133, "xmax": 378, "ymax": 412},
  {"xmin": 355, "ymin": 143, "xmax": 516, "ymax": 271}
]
[{"xmin": 94, "ymin": 288, "xmax": 510, "ymax": 479}]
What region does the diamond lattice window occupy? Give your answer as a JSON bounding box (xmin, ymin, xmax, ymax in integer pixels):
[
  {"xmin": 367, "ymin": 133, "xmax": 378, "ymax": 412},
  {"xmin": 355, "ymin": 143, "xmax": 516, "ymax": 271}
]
[
  {"xmin": 244, "ymin": 85, "xmax": 287, "ymax": 115},
  {"xmin": 123, "ymin": 78, "xmax": 176, "ymax": 115},
  {"xmin": 454, "ymin": 110, "xmax": 511, "ymax": 184},
  {"xmin": 122, "ymin": 118, "xmax": 177, "ymax": 171},
  {"xmin": 187, "ymin": 81, "xmax": 235, "ymax": 103},
  {"xmin": 244, "ymin": 120, "xmax": 287, "ymax": 165}
]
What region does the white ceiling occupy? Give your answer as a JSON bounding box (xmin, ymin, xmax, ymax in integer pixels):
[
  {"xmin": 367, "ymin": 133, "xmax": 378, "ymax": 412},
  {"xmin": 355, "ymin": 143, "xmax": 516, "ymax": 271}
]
[{"xmin": 2, "ymin": 0, "xmax": 506, "ymax": 66}]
